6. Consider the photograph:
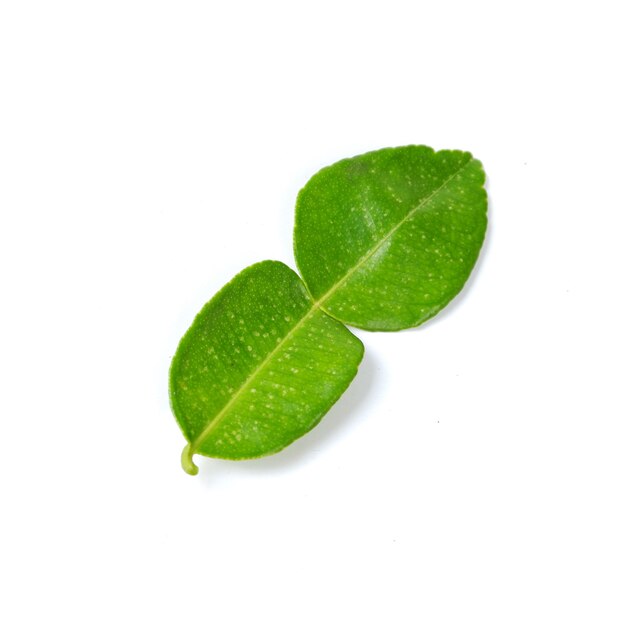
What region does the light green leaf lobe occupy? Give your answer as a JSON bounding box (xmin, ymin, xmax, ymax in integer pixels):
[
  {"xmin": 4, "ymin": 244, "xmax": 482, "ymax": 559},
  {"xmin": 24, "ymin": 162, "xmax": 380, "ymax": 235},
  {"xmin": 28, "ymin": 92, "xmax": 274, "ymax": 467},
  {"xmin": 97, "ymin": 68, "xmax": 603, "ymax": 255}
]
[{"xmin": 169, "ymin": 261, "xmax": 364, "ymax": 471}]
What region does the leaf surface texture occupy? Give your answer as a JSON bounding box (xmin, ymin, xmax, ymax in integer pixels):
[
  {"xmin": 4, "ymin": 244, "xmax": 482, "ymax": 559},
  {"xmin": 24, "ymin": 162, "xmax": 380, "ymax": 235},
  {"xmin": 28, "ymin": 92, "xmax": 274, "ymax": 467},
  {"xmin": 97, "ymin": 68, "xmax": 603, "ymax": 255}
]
[
  {"xmin": 294, "ymin": 145, "xmax": 488, "ymax": 330},
  {"xmin": 169, "ymin": 261, "xmax": 364, "ymax": 471}
]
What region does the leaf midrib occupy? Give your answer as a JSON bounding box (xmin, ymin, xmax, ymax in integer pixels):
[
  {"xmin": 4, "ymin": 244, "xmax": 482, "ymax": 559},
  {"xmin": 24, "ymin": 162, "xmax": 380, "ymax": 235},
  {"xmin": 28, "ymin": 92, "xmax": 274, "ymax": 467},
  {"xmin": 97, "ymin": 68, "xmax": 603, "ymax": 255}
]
[
  {"xmin": 189, "ymin": 159, "xmax": 473, "ymax": 456},
  {"xmin": 313, "ymin": 159, "xmax": 474, "ymax": 304}
]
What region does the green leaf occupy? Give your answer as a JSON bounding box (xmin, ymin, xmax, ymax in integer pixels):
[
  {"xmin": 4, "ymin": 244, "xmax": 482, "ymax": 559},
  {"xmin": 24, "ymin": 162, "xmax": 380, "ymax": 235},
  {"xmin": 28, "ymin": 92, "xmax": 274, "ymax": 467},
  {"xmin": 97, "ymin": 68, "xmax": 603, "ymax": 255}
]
[
  {"xmin": 169, "ymin": 260, "xmax": 364, "ymax": 474},
  {"xmin": 294, "ymin": 145, "xmax": 488, "ymax": 331}
]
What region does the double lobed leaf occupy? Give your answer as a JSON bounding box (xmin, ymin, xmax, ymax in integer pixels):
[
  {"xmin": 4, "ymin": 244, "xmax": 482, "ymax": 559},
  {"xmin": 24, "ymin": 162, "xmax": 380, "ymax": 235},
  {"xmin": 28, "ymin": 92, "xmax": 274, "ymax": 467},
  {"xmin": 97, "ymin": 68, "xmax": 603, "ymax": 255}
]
[{"xmin": 170, "ymin": 146, "xmax": 488, "ymax": 473}]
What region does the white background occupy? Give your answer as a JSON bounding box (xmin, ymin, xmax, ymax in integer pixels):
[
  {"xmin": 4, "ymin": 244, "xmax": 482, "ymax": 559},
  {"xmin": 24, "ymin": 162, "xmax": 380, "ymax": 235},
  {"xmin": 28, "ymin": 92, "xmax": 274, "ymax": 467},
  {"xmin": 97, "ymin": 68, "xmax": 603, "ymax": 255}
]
[{"xmin": 1, "ymin": 1, "xmax": 625, "ymax": 623}]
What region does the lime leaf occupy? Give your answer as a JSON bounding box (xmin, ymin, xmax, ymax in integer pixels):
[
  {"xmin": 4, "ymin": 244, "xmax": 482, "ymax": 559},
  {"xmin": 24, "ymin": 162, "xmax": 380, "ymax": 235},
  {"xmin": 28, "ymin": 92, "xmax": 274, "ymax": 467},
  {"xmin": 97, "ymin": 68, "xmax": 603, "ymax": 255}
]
[
  {"xmin": 169, "ymin": 260, "xmax": 364, "ymax": 473},
  {"xmin": 294, "ymin": 145, "xmax": 488, "ymax": 330}
]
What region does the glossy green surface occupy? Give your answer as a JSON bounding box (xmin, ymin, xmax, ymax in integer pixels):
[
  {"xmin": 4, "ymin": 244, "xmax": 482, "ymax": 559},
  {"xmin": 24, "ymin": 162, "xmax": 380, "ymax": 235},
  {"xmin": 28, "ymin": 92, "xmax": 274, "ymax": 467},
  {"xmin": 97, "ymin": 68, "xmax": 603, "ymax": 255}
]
[
  {"xmin": 169, "ymin": 261, "xmax": 364, "ymax": 473},
  {"xmin": 294, "ymin": 145, "xmax": 487, "ymax": 330}
]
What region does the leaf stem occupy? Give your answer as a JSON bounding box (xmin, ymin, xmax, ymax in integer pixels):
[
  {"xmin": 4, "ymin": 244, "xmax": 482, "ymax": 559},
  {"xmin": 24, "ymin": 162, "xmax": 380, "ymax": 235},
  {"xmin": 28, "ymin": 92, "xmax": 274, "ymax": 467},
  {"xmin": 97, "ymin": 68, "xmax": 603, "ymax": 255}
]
[{"xmin": 181, "ymin": 443, "xmax": 199, "ymax": 476}]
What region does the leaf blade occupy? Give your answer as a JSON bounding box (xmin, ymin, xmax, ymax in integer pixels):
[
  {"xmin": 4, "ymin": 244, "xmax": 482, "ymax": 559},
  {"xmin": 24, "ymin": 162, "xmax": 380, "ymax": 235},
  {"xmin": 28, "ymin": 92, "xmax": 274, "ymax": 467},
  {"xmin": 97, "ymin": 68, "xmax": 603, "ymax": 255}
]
[
  {"xmin": 169, "ymin": 260, "xmax": 364, "ymax": 469},
  {"xmin": 294, "ymin": 145, "xmax": 488, "ymax": 330}
]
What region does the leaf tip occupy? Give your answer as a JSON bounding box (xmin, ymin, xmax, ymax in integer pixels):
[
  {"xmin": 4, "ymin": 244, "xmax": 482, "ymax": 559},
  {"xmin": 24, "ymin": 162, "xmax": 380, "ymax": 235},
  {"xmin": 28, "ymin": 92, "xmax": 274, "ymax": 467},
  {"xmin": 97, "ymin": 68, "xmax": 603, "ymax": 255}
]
[{"xmin": 181, "ymin": 443, "xmax": 199, "ymax": 476}]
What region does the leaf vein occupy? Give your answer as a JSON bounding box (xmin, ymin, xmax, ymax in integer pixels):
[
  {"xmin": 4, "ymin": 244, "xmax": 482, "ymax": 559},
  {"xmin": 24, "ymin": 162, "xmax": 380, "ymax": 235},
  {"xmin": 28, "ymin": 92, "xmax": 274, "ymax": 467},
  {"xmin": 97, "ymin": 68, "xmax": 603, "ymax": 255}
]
[{"xmin": 316, "ymin": 160, "xmax": 474, "ymax": 306}]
